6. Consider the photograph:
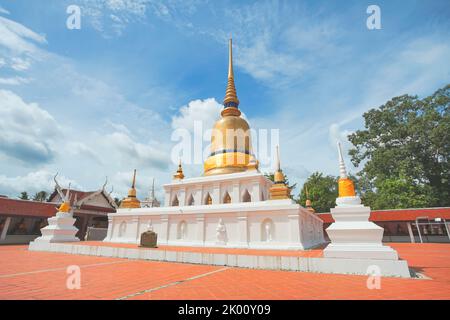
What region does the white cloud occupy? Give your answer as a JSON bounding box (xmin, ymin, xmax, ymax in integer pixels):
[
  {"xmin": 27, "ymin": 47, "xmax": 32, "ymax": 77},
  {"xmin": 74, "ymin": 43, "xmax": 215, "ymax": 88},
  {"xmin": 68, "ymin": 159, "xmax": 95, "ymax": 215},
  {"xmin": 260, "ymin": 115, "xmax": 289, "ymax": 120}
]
[
  {"xmin": 0, "ymin": 16, "xmax": 46, "ymax": 53},
  {"xmin": 102, "ymin": 131, "xmax": 169, "ymax": 169},
  {"xmin": 0, "ymin": 6, "xmax": 9, "ymax": 15},
  {"xmin": 171, "ymin": 98, "xmax": 222, "ymax": 131},
  {"xmin": 0, "ymin": 76, "xmax": 31, "ymax": 85},
  {"xmin": 11, "ymin": 57, "xmax": 31, "ymax": 71},
  {"xmin": 0, "ymin": 90, "xmax": 60, "ymax": 164},
  {"xmin": 0, "ymin": 170, "xmax": 81, "ymax": 197}
]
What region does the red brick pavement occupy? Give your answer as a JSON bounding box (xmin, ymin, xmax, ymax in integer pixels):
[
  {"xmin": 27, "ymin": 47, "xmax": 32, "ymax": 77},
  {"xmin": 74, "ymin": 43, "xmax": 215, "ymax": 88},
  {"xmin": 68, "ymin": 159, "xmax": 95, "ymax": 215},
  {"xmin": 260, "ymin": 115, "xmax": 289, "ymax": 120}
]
[{"xmin": 0, "ymin": 243, "xmax": 449, "ymax": 300}]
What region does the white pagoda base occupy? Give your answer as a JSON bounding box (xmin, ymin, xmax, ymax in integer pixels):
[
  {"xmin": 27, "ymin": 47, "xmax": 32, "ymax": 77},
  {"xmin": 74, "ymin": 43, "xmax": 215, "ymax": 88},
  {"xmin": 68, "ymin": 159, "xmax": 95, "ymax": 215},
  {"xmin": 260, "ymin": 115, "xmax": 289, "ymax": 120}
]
[
  {"xmin": 31, "ymin": 211, "xmax": 80, "ymax": 243},
  {"xmin": 323, "ymin": 196, "xmax": 410, "ymax": 277}
]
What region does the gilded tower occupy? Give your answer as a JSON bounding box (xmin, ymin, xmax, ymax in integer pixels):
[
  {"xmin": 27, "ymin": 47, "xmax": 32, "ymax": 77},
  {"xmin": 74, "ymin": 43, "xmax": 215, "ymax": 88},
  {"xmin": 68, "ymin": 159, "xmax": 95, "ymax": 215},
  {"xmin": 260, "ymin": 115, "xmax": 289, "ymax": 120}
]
[
  {"xmin": 203, "ymin": 38, "xmax": 258, "ymax": 176},
  {"xmin": 120, "ymin": 169, "xmax": 141, "ymax": 208}
]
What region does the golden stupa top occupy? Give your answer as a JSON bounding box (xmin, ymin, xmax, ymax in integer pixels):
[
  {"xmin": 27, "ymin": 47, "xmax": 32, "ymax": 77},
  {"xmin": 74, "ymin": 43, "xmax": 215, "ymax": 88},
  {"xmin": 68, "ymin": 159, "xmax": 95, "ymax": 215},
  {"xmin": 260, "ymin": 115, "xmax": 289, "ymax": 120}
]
[
  {"xmin": 222, "ymin": 38, "xmax": 241, "ymax": 117},
  {"xmin": 203, "ymin": 37, "xmax": 257, "ymax": 176},
  {"xmin": 269, "ymin": 145, "xmax": 290, "ymax": 200},
  {"xmin": 274, "ymin": 146, "xmax": 285, "ymax": 184},
  {"xmin": 120, "ymin": 169, "xmax": 141, "ymax": 208},
  {"xmin": 173, "ymin": 159, "xmax": 185, "ymax": 180},
  {"xmin": 129, "ymin": 169, "xmax": 137, "ymax": 197}
]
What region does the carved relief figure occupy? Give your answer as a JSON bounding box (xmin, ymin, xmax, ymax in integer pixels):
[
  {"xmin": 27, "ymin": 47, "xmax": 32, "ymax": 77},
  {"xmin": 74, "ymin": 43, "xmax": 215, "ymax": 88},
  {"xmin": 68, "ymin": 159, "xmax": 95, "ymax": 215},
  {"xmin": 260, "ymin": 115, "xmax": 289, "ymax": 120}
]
[{"xmin": 216, "ymin": 218, "xmax": 227, "ymax": 244}]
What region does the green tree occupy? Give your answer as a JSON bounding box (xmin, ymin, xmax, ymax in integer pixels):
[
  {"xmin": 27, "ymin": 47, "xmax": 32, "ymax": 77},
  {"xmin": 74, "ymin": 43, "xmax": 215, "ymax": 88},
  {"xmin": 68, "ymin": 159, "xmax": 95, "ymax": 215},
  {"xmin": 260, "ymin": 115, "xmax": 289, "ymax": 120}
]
[
  {"xmin": 348, "ymin": 84, "xmax": 450, "ymax": 209},
  {"xmin": 114, "ymin": 197, "xmax": 122, "ymax": 207},
  {"xmin": 297, "ymin": 172, "xmax": 338, "ymax": 213},
  {"xmin": 19, "ymin": 191, "xmax": 29, "ymax": 200},
  {"xmin": 33, "ymin": 191, "xmax": 49, "ymax": 202}
]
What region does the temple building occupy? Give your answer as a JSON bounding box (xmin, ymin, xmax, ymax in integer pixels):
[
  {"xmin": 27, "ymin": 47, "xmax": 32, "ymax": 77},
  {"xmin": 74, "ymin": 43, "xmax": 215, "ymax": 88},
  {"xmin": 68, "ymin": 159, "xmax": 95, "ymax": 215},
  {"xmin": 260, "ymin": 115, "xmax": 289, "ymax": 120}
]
[
  {"xmin": 0, "ymin": 182, "xmax": 116, "ymax": 244},
  {"xmin": 105, "ymin": 39, "xmax": 325, "ymax": 250}
]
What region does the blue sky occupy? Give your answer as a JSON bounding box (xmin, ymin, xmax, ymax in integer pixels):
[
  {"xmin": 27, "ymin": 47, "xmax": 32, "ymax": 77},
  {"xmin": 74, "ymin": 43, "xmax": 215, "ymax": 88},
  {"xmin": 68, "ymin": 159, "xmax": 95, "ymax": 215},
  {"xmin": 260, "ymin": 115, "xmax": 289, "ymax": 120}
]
[{"xmin": 0, "ymin": 0, "xmax": 449, "ymax": 200}]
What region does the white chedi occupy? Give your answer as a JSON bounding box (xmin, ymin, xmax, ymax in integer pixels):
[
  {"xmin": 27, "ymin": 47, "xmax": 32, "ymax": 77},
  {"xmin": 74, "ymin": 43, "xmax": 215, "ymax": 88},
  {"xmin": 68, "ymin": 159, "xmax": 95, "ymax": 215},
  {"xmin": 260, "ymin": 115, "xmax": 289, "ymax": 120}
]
[
  {"xmin": 324, "ymin": 142, "xmax": 400, "ymax": 260},
  {"xmin": 32, "ymin": 174, "xmax": 80, "ymax": 243}
]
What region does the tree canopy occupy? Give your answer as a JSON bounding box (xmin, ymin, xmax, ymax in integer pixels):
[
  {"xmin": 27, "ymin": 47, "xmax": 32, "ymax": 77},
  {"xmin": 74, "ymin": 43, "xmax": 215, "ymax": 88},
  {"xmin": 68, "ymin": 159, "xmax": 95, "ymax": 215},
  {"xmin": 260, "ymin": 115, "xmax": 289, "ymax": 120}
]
[
  {"xmin": 348, "ymin": 84, "xmax": 449, "ymax": 209},
  {"xmin": 32, "ymin": 191, "xmax": 49, "ymax": 202},
  {"xmin": 19, "ymin": 191, "xmax": 29, "ymax": 200},
  {"xmin": 297, "ymin": 172, "xmax": 338, "ymax": 213}
]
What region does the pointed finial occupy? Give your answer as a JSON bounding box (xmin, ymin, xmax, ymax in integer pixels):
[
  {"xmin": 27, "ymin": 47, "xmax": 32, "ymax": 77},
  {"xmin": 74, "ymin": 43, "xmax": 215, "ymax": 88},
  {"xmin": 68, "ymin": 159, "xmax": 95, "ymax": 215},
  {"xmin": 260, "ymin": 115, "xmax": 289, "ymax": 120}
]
[
  {"xmin": 275, "ymin": 145, "xmax": 281, "ymax": 172},
  {"xmin": 228, "ymin": 38, "xmax": 234, "ymax": 79},
  {"xmin": 269, "ymin": 144, "xmax": 291, "ymax": 200},
  {"xmin": 337, "ymin": 142, "xmax": 348, "ymax": 179},
  {"xmin": 273, "ymin": 145, "xmax": 284, "ymax": 184},
  {"xmin": 131, "ymin": 169, "xmax": 137, "ymax": 188},
  {"xmin": 151, "ymin": 178, "xmax": 155, "ymax": 198},
  {"xmin": 305, "ymin": 184, "xmax": 309, "ymax": 199},
  {"xmin": 222, "ymin": 37, "xmax": 240, "ymax": 115}
]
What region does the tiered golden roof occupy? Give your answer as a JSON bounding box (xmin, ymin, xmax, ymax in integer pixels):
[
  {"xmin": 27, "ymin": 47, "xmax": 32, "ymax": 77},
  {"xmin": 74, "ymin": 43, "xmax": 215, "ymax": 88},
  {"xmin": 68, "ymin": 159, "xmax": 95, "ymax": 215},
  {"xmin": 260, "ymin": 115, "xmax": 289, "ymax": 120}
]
[
  {"xmin": 269, "ymin": 146, "xmax": 291, "ymax": 200},
  {"xmin": 120, "ymin": 169, "xmax": 141, "ymax": 208},
  {"xmin": 173, "ymin": 159, "xmax": 185, "ymax": 180},
  {"xmin": 204, "ymin": 38, "xmax": 258, "ymax": 176}
]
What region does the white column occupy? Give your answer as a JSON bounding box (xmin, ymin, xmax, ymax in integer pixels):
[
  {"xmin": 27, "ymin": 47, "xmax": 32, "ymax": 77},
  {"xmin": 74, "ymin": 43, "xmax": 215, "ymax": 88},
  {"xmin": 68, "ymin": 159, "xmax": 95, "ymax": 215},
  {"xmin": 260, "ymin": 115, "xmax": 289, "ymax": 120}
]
[
  {"xmin": 160, "ymin": 214, "xmax": 169, "ymax": 244},
  {"xmin": 105, "ymin": 216, "xmax": 113, "ymax": 241},
  {"xmin": 407, "ymin": 222, "xmax": 415, "ymax": 243},
  {"xmin": 236, "ymin": 213, "xmax": 248, "ymax": 247},
  {"xmin": 134, "ymin": 217, "xmax": 141, "ymax": 242},
  {"xmin": 251, "ymin": 183, "xmax": 260, "ymax": 202},
  {"xmin": 196, "ymin": 214, "xmax": 205, "ymax": 245},
  {"xmin": 231, "ymin": 183, "xmax": 240, "ymax": 203},
  {"xmin": 212, "ymin": 184, "xmax": 220, "ymax": 204},
  {"xmin": 288, "ymin": 213, "xmax": 301, "ymax": 244},
  {"xmin": 178, "ymin": 188, "xmax": 186, "ymax": 206},
  {"xmin": 1, "ymin": 217, "xmax": 11, "ymax": 240},
  {"xmin": 164, "ymin": 189, "xmax": 171, "ymax": 207},
  {"xmin": 193, "ymin": 189, "xmax": 202, "ymax": 206}
]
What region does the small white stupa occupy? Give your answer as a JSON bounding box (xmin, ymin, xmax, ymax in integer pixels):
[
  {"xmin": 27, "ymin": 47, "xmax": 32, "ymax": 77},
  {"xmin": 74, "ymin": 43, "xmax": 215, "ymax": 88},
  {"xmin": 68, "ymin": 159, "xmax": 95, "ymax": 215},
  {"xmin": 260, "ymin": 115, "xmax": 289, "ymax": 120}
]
[
  {"xmin": 31, "ymin": 174, "xmax": 79, "ymax": 243},
  {"xmin": 323, "ymin": 142, "xmax": 410, "ymax": 277}
]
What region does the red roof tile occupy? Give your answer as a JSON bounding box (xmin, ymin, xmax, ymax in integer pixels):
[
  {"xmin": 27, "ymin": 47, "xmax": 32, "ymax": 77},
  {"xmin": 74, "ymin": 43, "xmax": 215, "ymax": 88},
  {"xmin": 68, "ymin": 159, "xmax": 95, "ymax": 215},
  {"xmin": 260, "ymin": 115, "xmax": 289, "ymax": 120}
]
[
  {"xmin": 318, "ymin": 207, "xmax": 450, "ymax": 223},
  {"xmin": 0, "ymin": 198, "xmax": 57, "ymax": 218}
]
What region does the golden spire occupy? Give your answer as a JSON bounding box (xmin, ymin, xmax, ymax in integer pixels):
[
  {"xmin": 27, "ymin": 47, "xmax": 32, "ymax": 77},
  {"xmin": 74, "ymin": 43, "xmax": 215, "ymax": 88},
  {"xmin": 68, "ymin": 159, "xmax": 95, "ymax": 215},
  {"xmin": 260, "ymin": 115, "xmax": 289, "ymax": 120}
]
[
  {"xmin": 337, "ymin": 142, "xmax": 356, "ymax": 197},
  {"xmin": 273, "ymin": 146, "xmax": 284, "ymax": 183},
  {"xmin": 120, "ymin": 169, "xmax": 141, "ymax": 208},
  {"xmin": 222, "ymin": 38, "xmax": 241, "ymax": 117},
  {"xmin": 131, "ymin": 169, "xmax": 136, "ymax": 188},
  {"xmin": 173, "ymin": 159, "xmax": 185, "ymax": 180},
  {"xmin": 269, "ymin": 145, "xmax": 291, "ymax": 200}
]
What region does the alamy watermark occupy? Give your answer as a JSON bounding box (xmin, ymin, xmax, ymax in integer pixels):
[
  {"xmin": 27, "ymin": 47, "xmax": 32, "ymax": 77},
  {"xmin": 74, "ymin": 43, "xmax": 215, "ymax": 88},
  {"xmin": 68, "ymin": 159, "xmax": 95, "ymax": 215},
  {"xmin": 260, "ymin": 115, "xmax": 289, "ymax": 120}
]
[
  {"xmin": 66, "ymin": 265, "xmax": 81, "ymax": 290},
  {"xmin": 366, "ymin": 265, "xmax": 381, "ymax": 290},
  {"xmin": 66, "ymin": 5, "xmax": 81, "ymax": 30},
  {"xmin": 367, "ymin": 5, "xmax": 381, "ymax": 30}
]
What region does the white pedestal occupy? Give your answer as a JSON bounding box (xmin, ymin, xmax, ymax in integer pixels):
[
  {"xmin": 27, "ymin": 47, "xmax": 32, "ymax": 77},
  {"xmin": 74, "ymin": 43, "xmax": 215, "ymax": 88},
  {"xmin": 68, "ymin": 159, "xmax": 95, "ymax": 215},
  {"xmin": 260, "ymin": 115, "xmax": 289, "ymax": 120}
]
[
  {"xmin": 324, "ymin": 198, "xmax": 398, "ymax": 260},
  {"xmin": 31, "ymin": 211, "xmax": 80, "ymax": 243},
  {"xmin": 321, "ymin": 197, "xmax": 409, "ymax": 277}
]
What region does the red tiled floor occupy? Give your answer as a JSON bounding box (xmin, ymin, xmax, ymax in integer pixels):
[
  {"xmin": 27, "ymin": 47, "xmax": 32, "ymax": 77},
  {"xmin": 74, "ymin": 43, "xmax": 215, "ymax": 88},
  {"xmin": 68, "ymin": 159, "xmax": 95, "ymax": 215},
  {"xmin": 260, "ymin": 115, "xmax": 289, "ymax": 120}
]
[{"xmin": 0, "ymin": 243, "xmax": 449, "ymax": 300}]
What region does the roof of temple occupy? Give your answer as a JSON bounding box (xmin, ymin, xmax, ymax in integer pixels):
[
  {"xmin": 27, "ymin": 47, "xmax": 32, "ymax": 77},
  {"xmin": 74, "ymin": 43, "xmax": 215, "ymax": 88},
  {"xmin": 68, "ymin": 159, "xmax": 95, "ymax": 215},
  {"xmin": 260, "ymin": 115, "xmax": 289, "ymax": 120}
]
[
  {"xmin": 0, "ymin": 197, "xmax": 57, "ymax": 218},
  {"xmin": 318, "ymin": 207, "xmax": 450, "ymax": 223}
]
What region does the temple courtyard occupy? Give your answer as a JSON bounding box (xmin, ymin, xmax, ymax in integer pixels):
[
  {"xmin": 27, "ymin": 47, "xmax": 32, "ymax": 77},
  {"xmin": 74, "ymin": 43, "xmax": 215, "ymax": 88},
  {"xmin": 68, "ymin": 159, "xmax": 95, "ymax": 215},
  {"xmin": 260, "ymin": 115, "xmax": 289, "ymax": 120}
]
[{"xmin": 0, "ymin": 242, "xmax": 449, "ymax": 300}]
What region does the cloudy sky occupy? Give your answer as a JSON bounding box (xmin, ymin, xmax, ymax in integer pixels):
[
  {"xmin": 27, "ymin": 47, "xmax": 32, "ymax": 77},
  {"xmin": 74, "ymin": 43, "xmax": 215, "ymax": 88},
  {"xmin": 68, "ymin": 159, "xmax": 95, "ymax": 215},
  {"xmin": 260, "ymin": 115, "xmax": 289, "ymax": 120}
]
[{"xmin": 0, "ymin": 0, "xmax": 449, "ymax": 201}]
